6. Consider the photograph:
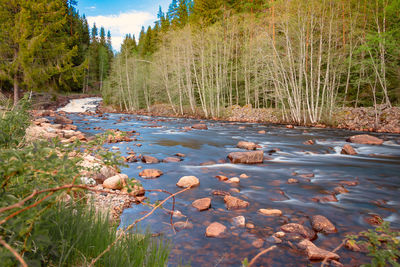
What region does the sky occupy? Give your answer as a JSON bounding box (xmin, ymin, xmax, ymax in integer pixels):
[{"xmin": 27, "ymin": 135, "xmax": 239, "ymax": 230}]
[{"xmin": 76, "ymin": 0, "xmax": 171, "ymax": 51}]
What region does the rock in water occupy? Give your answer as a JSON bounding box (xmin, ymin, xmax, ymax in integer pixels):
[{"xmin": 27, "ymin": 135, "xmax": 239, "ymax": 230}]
[
  {"xmin": 237, "ymin": 141, "xmax": 257, "ymax": 150},
  {"xmin": 232, "ymin": 216, "xmax": 246, "ymax": 227},
  {"xmin": 347, "ymin": 134, "xmax": 384, "ymax": 145},
  {"xmin": 224, "ymin": 195, "xmax": 249, "ymax": 210},
  {"xmin": 206, "ymin": 222, "xmax": 226, "ymax": 237},
  {"xmin": 139, "ymin": 169, "xmax": 163, "ymax": 178},
  {"xmin": 310, "ymin": 215, "xmax": 337, "ymax": 234},
  {"xmin": 176, "ymin": 176, "xmax": 200, "ymax": 188},
  {"xmin": 227, "ymin": 151, "xmax": 264, "ymax": 164},
  {"xmin": 192, "ymin": 124, "xmax": 208, "ymax": 130},
  {"xmin": 298, "ymin": 239, "xmax": 340, "ymax": 261},
  {"xmin": 192, "ymin": 198, "xmax": 211, "ymax": 211},
  {"xmin": 141, "ymin": 155, "xmax": 159, "ymax": 164},
  {"xmin": 259, "ymin": 208, "xmax": 282, "ymax": 216},
  {"xmin": 54, "ymin": 115, "xmax": 73, "ymax": 124},
  {"xmin": 163, "ymin": 157, "xmax": 182, "ymax": 163},
  {"xmin": 341, "ymin": 144, "xmax": 357, "ymax": 155},
  {"xmin": 280, "ymin": 223, "xmax": 317, "ymax": 240},
  {"xmin": 103, "ymin": 174, "xmax": 128, "ymax": 190}
]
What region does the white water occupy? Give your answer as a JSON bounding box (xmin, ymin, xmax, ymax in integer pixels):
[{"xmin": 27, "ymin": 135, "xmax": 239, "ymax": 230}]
[{"xmin": 57, "ymin": 97, "xmax": 102, "ymax": 113}]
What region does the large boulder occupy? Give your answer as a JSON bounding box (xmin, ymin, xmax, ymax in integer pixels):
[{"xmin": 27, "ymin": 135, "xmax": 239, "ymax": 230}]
[
  {"xmin": 176, "ymin": 176, "xmax": 200, "ymax": 188},
  {"xmin": 192, "ymin": 124, "xmax": 208, "ymax": 130},
  {"xmin": 139, "ymin": 169, "xmax": 163, "ymax": 178},
  {"xmin": 206, "ymin": 222, "xmax": 226, "ymax": 237},
  {"xmin": 280, "ymin": 223, "xmax": 317, "ymax": 240},
  {"xmin": 341, "ymin": 144, "xmax": 357, "ymax": 155},
  {"xmin": 192, "ymin": 198, "xmax": 211, "ymax": 211},
  {"xmin": 224, "ymin": 195, "xmax": 249, "ymax": 210},
  {"xmin": 227, "ymin": 151, "xmax": 264, "ymax": 164},
  {"xmin": 298, "ymin": 239, "xmax": 340, "ymax": 261},
  {"xmin": 103, "ymin": 174, "xmax": 128, "ymax": 190},
  {"xmin": 141, "ymin": 155, "xmax": 159, "ymax": 164},
  {"xmin": 347, "ymin": 134, "xmax": 384, "ymax": 145},
  {"xmin": 237, "ymin": 141, "xmax": 257, "ymax": 150},
  {"xmin": 310, "ymin": 215, "xmax": 336, "ymax": 234}
]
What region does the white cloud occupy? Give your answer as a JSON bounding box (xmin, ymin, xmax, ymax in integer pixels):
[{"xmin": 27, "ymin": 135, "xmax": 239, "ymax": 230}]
[{"xmin": 87, "ymin": 11, "xmax": 155, "ymax": 51}]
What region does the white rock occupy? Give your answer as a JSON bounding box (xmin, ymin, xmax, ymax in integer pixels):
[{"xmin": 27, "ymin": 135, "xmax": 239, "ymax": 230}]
[
  {"xmin": 232, "ymin": 216, "xmax": 246, "ymax": 227},
  {"xmin": 103, "ymin": 174, "xmax": 128, "ymax": 190}
]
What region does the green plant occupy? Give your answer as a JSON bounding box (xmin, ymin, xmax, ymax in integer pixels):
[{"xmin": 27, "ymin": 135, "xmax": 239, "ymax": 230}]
[
  {"xmin": 347, "ymin": 221, "xmax": 400, "ymax": 267},
  {"xmin": 0, "ymin": 95, "xmax": 31, "ymax": 148}
]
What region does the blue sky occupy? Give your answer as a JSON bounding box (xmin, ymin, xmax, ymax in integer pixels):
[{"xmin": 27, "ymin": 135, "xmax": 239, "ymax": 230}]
[{"xmin": 76, "ymin": 0, "xmax": 171, "ymax": 50}]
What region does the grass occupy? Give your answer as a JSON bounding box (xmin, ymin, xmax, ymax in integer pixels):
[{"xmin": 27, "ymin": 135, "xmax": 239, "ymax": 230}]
[{"xmin": 23, "ymin": 202, "xmax": 170, "ymax": 267}]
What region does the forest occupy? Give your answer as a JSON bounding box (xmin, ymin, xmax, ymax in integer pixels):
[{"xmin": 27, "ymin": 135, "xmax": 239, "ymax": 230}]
[
  {"xmin": 0, "ymin": 0, "xmax": 113, "ymax": 103},
  {"xmin": 103, "ymin": 0, "xmax": 400, "ymax": 124}
]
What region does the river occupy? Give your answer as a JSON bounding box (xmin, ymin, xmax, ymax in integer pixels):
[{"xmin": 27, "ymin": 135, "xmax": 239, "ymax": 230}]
[{"xmin": 64, "ymin": 98, "xmax": 400, "ymax": 266}]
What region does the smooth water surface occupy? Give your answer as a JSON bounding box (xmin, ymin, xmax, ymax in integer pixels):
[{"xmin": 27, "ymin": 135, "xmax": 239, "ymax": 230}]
[{"xmin": 68, "ymin": 112, "xmax": 400, "ymax": 266}]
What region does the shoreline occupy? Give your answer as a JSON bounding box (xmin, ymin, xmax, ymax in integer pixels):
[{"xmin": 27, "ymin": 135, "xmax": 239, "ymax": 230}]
[{"xmin": 98, "ymin": 102, "xmax": 400, "ymax": 134}]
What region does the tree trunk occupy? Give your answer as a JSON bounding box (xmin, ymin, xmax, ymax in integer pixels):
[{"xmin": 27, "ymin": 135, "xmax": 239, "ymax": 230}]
[{"xmin": 13, "ymin": 74, "xmax": 19, "ymax": 106}]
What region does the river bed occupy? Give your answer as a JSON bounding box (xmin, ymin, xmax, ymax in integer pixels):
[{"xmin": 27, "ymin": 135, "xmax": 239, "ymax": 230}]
[{"xmin": 63, "ymin": 98, "xmax": 400, "ymax": 266}]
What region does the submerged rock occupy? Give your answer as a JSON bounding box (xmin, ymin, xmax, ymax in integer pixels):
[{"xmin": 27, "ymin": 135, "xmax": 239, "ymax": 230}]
[
  {"xmin": 259, "ymin": 208, "xmax": 282, "ymax": 216},
  {"xmin": 206, "ymin": 222, "xmax": 226, "ymax": 237},
  {"xmin": 232, "ymin": 216, "xmax": 246, "ymax": 228},
  {"xmin": 224, "ymin": 195, "xmax": 249, "ymax": 210},
  {"xmin": 176, "ymin": 176, "xmax": 200, "ymax": 188},
  {"xmin": 347, "ymin": 134, "xmax": 384, "ymax": 145},
  {"xmin": 163, "ymin": 157, "xmax": 182, "ymax": 163},
  {"xmin": 227, "ymin": 151, "xmax": 264, "ymax": 164},
  {"xmin": 192, "ymin": 198, "xmax": 211, "ymax": 211},
  {"xmin": 310, "ymin": 215, "xmax": 337, "ymax": 234},
  {"xmin": 280, "ymin": 223, "xmax": 317, "ymax": 240}
]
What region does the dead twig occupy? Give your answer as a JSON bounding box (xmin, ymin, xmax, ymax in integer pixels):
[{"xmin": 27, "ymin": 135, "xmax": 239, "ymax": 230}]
[
  {"xmin": 0, "ymin": 236, "xmax": 28, "ymax": 267},
  {"xmin": 89, "ymin": 186, "xmax": 192, "ymax": 267},
  {"xmin": 320, "ymin": 239, "xmax": 346, "ymax": 267},
  {"xmin": 248, "ymin": 245, "xmax": 277, "ymax": 267}
]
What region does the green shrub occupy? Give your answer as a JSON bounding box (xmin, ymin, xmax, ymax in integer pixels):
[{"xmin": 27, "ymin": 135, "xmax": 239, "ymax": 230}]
[
  {"xmin": 347, "ymin": 221, "xmax": 400, "ymax": 267},
  {"xmin": 0, "ymin": 95, "xmax": 31, "ymax": 148}
]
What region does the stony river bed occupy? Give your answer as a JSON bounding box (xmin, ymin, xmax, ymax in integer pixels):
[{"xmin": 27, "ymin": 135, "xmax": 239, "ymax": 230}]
[{"xmin": 64, "ymin": 104, "xmax": 400, "ymax": 266}]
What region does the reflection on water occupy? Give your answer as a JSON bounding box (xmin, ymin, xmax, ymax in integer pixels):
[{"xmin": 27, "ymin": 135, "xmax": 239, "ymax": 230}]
[{"xmin": 69, "ymin": 112, "xmax": 400, "ymax": 267}]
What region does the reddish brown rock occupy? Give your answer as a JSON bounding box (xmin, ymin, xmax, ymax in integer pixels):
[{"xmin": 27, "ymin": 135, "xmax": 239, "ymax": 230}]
[
  {"xmin": 125, "ymin": 154, "xmax": 138, "ymax": 163},
  {"xmin": 310, "ymin": 215, "xmax": 337, "ymax": 234},
  {"xmin": 54, "ymin": 115, "xmax": 73, "ymax": 124},
  {"xmin": 206, "ymin": 222, "xmax": 226, "ymax": 238},
  {"xmin": 139, "ymin": 169, "xmax": 163, "ymax": 178},
  {"xmin": 258, "ymin": 130, "xmax": 266, "ymax": 134},
  {"xmin": 259, "ymin": 209, "xmax": 282, "ymax": 216},
  {"xmin": 227, "ymin": 151, "xmax": 264, "ymax": 164},
  {"xmin": 176, "ymin": 176, "xmax": 200, "ymax": 188},
  {"xmin": 175, "ymin": 153, "xmax": 186, "ymax": 157},
  {"xmin": 364, "ymin": 214, "xmax": 383, "ymax": 226},
  {"xmin": 312, "ymin": 195, "xmax": 338, "ymax": 203},
  {"xmin": 237, "ymin": 141, "xmax": 257, "ymax": 150},
  {"xmin": 280, "ymin": 223, "xmax": 317, "ymax": 240},
  {"xmin": 224, "ymin": 195, "xmax": 249, "ymax": 210},
  {"xmin": 192, "ymin": 198, "xmax": 211, "ymax": 211},
  {"xmin": 252, "ymin": 238, "xmax": 264, "ymax": 248},
  {"xmin": 347, "ymin": 134, "xmax": 384, "ymax": 145},
  {"xmin": 299, "ymin": 173, "xmax": 315, "ymax": 178},
  {"xmin": 298, "ymin": 239, "xmax": 340, "ymax": 261},
  {"xmin": 141, "ymin": 155, "xmax": 159, "ymax": 164},
  {"xmin": 286, "ymin": 125, "xmax": 294, "ymax": 129},
  {"xmin": 215, "ymin": 175, "xmax": 228, "ymax": 181},
  {"xmin": 333, "ymin": 186, "xmax": 349, "ymax": 194},
  {"xmin": 200, "ymin": 161, "xmax": 216, "ymax": 166},
  {"xmin": 288, "ymin": 178, "xmax": 299, "ymax": 184},
  {"xmin": 211, "ymin": 190, "xmax": 231, "ymax": 196},
  {"xmin": 341, "ymin": 144, "xmax": 357, "ymax": 155},
  {"xmin": 163, "ymin": 157, "xmax": 182, "ymax": 163},
  {"xmin": 192, "ymin": 124, "xmax": 208, "ymax": 130},
  {"xmin": 303, "ymin": 140, "xmax": 315, "ymax": 145},
  {"xmin": 339, "ymin": 180, "xmax": 359, "ymax": 186}
]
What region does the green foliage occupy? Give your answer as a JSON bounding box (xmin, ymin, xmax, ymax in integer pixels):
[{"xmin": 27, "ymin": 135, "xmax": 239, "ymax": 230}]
[
  {"xmin": 347, "ymin": 221, "xmax": 400, "ymax": 267},
  {"xmin": 0, "ymin": 95, "xmax": 31, "ymax": 148}
]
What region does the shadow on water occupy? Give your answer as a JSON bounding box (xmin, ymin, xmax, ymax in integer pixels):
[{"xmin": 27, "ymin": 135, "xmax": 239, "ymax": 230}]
[{"xmin": 68, "ymin": 111, "xmax": 400, "ymax": 267}]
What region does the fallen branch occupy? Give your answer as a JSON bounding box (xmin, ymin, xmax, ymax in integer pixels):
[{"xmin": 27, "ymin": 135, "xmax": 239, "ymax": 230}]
[
  {"xmin": 89, "ymin": 186, "xmax": 192, "ymax": 267},
  {"xmin": 320, "ymin": 239, "xmax": 346, "ymax": 267},
  {"xmin": 0, "ymin": 236, "xmax": 28, "ymax": 267},
  {"xmin": 248, "ymin": 245, "xmax": 277, "ymax": 267}
]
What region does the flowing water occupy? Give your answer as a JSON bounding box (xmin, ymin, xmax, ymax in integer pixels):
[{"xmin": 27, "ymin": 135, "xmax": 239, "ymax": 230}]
[{"xmin": 63, "ymin": 98, "xmax": 400, "ymax": 266}]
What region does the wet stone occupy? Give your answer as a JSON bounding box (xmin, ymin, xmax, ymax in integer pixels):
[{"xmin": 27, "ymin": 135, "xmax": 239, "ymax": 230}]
[
  {"xmin": 192, "ymin": 198, "xmax": 211, "ymax": 211},
  {"xmin": 280, "ymin": 223, "xmax": 317, "ymax": 240},
  {"xmin": 341, "ymin": 144, "xmax": 358, "ymax": 155},
  {"xmin": 310, "ymin": 215, "xmax": 337, "ymax": 234},
  {"xmin": 224, "ymin": 195, "xmax": 250, "ymax": 210},
  {"xmin": 206, "ymin": 222, "xmax": 226, "ymax": 238}
]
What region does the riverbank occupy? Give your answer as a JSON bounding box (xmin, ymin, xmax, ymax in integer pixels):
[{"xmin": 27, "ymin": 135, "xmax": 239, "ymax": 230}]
[{"xmin": 98, "ymin": 102, "xmax": 400, "ymax": 134}]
